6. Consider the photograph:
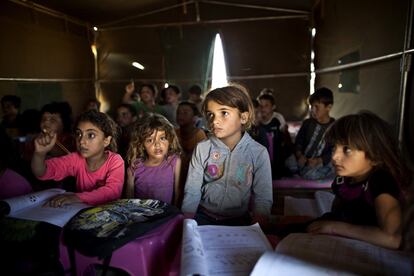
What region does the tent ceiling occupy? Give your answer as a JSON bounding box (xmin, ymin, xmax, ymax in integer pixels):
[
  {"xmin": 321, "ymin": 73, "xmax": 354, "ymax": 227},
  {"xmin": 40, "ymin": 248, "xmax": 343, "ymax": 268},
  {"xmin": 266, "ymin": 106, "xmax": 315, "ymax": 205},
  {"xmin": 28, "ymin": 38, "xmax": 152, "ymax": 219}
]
[{"xmin": 30, "ymin": 0, "xmax": 313, "ymax": 25}]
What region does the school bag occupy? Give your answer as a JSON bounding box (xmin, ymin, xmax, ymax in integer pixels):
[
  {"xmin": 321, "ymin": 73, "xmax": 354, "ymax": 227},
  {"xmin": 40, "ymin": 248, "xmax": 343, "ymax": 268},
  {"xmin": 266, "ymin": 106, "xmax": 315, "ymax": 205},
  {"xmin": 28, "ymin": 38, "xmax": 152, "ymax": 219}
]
[{"xmin": 63, "ymin": 198, "xmax": 180, "ymax": 259}]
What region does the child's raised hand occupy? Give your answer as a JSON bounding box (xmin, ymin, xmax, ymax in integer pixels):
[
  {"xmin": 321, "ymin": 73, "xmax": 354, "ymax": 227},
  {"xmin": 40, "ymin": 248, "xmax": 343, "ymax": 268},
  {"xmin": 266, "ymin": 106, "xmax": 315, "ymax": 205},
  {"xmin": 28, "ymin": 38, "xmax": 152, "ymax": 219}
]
[
  {"xmin": 34, "ymin": 129, "xmax": 57, "ymax": 155},
  {"xmin": 125, "ymin": 81, "xmax": 135, "ymax": 94}
]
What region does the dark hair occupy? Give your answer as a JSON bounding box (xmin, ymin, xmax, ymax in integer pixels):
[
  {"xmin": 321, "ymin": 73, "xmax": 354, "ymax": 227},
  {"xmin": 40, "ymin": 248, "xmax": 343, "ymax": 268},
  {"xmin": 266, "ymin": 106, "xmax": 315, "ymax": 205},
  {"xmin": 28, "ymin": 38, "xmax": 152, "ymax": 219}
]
[
  {"xmin": 325, "ymin": 111, "xmax": 408, "ymax": 187},
  {"xmin": 166, "ymin": 85, "xmax": 180, "ymax": 95},
  {"xmin": 257, "ymin": 93, "xmax": 275, "ymax": 106},
  {"xmin": 0, "ymin": 126, "xmax": 19, "ymax": 169},
  {"xmin": 20, "ymin": 109, "xmax": 41, "ymax": 135},
  {"xmin": 86, "ymin": 98, "xmax": 101, "ymax": 110},
  {"xmin": 309, "ymin": 87, "xmax": 334, "ymax": 105},
  {"xmin": 41, "ymin": 102, "xmax": 73, "ymax": 133},
  {"xmin": 252, "ymin": 99, "xmax": 260, "ymax": 108},
  {"xmin": 202, "ymin": 83, "xmax": 255, "ymax": 130},
  {"xmin": 76, "ymin": 110, "xmax": 119, "ymax": 152},
  {"xmin": 139, "ymin": 84, "xmax": 157, "ymax": 97},
  {"xmin": 118, "ymin": 103, "xmax": 137, "ymax": 117},
  {"xmin": 1, "ymin": 95, "xmax": 21, "ymax": 109},
  {"xmin": 178, "ymin": 101, "xmax": 201, "ymax": 117},
  {"xmin": 188, "ymin": 85, "xmax": 202, "ymax": 95},
  {"xmin": 127, "ymin": 113, "xmax": 181, "ymax": 165}
]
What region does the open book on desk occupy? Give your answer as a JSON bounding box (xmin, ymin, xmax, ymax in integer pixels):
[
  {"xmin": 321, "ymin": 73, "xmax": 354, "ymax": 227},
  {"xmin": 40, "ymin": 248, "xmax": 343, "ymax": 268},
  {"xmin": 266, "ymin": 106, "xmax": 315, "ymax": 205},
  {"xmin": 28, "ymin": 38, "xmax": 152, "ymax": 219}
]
[
  {"xmin": 251, "ymin": 233, "xmax": 413, "ymax": 275},
  {"xmin": 180, "ymin": 219, "xmax": 272, "ymax": 276},
  {"xmin": 284, "ymin": 190, "xmax": 335, "ymax": 217},
  {"xmin": 1, "ymin": 188, "xmax": 89, "ymax": 227}
]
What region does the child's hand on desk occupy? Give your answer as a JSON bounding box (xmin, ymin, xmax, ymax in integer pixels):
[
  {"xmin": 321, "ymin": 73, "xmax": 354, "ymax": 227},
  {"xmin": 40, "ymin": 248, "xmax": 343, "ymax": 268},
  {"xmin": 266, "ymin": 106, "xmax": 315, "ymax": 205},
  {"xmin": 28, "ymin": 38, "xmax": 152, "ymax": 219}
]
[
  {"xmin": 307, "ymin": 220, "xmax": 344, "ymax": 235},
  {"xmin": 45, "ymin": 193, "xmax": 81, "ymax": 208},
  {"xmin": 34, "ymin": 130, "xmax": 56, "ymax": 155}
]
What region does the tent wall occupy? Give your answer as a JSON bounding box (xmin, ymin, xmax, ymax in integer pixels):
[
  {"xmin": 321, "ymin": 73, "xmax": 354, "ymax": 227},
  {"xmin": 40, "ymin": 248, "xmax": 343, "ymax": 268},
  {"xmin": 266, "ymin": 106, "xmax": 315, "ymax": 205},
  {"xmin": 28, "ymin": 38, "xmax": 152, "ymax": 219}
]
[
  {"xmin": 314, "ymin": 0, "xmax": 408, "ymax": 128},
  {"xmin": 96, "ymin": 3, "xmax": 311, "ymax": 119},
  {"xmin": 0, "ymin": 1, "xmax": 94, "ymax": 118}
]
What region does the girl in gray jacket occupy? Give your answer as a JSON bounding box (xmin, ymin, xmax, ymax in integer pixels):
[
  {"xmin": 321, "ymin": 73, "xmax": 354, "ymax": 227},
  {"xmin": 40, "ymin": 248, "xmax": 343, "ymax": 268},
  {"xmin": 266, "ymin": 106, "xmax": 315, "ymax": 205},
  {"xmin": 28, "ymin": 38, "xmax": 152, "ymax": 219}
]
[{"xmin": 181, "ymin": 84, "xmax": 273, "ymax": 226}]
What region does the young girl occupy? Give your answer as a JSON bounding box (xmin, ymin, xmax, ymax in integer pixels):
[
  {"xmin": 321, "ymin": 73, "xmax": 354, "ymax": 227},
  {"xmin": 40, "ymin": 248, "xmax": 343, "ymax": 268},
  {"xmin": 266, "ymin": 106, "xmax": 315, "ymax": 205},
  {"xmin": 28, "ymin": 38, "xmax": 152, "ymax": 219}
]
[
  {"xmin": 125, "ymin": 113, "xmax": 182, "ymax": 205},
  {"xmin": 181, "ymin": 84, "xmax": 273, "ymax": 226},
  {"xmin": 306, "ymin": 111, "xmax": 408, "ymax": 249},
  {"xmin": 31, "ymin": 110, "xmax": 124, "ymax": 206}
]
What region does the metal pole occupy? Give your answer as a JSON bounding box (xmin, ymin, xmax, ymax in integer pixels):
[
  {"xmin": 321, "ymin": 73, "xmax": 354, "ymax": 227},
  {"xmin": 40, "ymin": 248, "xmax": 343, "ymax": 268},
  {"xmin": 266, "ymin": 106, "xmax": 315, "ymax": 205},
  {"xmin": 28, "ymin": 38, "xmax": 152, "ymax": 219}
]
[
  {"xmin": 199, "ymin": 0, "xmax": 309, "ymax": 15},
  {"xmin": 0, "ymin": 78, "xmax": 93, "ymax": 82},
  {"xmin": 315, "ymin": 50, "xmax": 414, "ymax": 74},
  {"xmin": 7, "ymin": 0, "xmax": 90, "ymax": 28},
  {"xmin": 397, "ymin": 0, "xmax": 414, "ymax": 146},
  {"xmin": 100, "ymin": 15, "xmax": 308, "ymax": 31},
  {"xmin": 100, "ymin": 0, "xmax": 195, "ymax": 27}
]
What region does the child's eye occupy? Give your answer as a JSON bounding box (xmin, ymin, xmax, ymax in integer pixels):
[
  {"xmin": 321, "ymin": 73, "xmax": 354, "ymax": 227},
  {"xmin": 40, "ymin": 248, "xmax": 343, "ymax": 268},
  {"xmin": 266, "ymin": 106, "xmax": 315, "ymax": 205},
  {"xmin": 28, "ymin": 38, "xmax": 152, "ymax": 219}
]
[
  {"xmin": 222, "ymin": 111, "xmax": 229, "ymax": 116},
  {"xmin": 343, "ymin": 146, "xmax": 352, "ymax": 154},
  {"xmin": 206, "ymin": 112, "xmax": 213, "ymax": 119},
  {"xmin": 75, "ymin": 131, "xmax": 82, "ymax": 138},
  {"xmin": 146, "ymin": 138, "xmax": 153, "ymax": 144},
  {"xmin": 87, "ymin": 133, "xmax": 96, "ymax": 139},
  {"xmin": 160, "ymin": 136, "xmax": 167, "ymax": 141}
]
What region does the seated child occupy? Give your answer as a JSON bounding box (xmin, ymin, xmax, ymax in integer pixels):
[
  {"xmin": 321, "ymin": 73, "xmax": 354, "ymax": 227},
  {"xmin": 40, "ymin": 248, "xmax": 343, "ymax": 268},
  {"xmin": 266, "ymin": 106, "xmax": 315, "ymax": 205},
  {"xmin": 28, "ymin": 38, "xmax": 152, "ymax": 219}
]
[
  {"xmin": 286, "ymin": 87, "xmax": 335, "ymax": 180},
  {"xmin": 125, "ymin": 113, "xmax": 182, "ymax": 205},
  {"xmin": 181, "ymin": 84, "xmax": 273, "ymax": 226},
  {"xmin": 283, "ymin": 111, "xmax": 408, "ymax": 250},
  {"xmin": 175, "ymin": 101, "xmax": 207, "ymax": 205},
  {"xmin": 258, "ymin": 91, "xmax": 292, "ymax": 179},
  {"xmin": 31, "ymin": 110, "xmax": 124, "ymax": 206}
]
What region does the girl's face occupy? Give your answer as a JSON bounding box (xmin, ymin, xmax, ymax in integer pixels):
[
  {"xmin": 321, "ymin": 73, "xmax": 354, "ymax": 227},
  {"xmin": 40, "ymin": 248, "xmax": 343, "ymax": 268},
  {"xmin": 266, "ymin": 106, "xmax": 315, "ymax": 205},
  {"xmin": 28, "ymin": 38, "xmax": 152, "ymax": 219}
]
[
  {"xmin": 206, "ymin": 100, "xmax": 248, "ymax": 149},
  {"xmin": 144, "ymin": 130, "xmax": 169, "ymax": 162},
  {"xmin": 176, "ymin": 105, "xmax": 194, "ymax": 127},
  {"xmin": 40, "ymin": 112, "xmax": 64, "ymax": 134},
  {"xmin": 332, "ymin": 144, "xmax": 374, "ymax": 181},
  {"xmin": 259, "ymin": 99, "xmax": 273, "ymax": 121},
  {"xmin": 75, "ymin": 121, "xmax": 111, "ymax": 160}
]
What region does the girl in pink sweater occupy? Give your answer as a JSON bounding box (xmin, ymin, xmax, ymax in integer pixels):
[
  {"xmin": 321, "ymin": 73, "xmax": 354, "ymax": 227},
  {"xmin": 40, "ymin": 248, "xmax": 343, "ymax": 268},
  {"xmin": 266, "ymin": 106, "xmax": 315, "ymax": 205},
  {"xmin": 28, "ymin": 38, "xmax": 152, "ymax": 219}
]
[{"xmin": 31, "ymin": 110, "xmax": 124, "ymax": 206}]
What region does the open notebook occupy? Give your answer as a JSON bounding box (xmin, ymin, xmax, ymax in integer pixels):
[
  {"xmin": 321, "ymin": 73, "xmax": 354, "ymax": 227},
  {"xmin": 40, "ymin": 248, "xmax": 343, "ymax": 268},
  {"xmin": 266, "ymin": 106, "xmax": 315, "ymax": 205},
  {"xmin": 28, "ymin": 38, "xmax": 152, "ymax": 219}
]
[
  {"xmin": 180, "ymin": 219, "xmax": 272, "ymax": 276},
  {"xmin": 251, "ymin": 233, "xmax": 413, "ymax": 276},
  {"xmin": 1, "ymin": 188, "xmax": 89, "ymax": 227},
  {"xmin": 283, "ymin": 190, "xmax": 335, "ymax": 217}
]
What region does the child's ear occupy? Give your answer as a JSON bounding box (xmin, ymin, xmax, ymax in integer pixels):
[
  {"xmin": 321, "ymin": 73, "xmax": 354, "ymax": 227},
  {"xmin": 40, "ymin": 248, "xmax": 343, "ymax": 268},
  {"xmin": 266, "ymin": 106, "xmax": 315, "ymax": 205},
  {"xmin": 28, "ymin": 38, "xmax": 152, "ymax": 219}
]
[
  {"xmin": 240, "ymin": 112, "xmax": 249, "ymax": 124},
  {"xmin": 104, "ymin": 136, "xmax": 112, "ymax": 148}
]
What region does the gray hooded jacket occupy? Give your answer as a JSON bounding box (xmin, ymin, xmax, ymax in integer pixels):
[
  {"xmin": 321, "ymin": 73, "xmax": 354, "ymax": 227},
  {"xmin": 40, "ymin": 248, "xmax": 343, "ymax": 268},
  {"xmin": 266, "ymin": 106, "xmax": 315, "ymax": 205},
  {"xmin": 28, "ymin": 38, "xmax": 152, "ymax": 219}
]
[{"xmin": 181, "ymin": 132, "xmax": 273, "ymax": 218}]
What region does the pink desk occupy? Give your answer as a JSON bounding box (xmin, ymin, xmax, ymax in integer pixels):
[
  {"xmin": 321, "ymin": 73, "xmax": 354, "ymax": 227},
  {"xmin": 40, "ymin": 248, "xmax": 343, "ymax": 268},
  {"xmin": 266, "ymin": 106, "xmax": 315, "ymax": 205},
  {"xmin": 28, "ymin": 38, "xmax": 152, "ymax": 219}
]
[
  {"xmin": 59, "ymin": 214, "xmax": 184, "ymax": 276},
  {"xmin": 273, "ymin": 178, "xmax": 333, "ymax": 189}
]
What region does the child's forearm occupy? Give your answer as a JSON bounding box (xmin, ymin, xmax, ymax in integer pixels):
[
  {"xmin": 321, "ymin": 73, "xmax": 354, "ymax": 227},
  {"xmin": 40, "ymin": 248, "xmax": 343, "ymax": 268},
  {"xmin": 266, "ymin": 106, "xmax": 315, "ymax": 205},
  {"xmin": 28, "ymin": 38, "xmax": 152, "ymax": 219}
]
[
  {"xmin": 31, "ymin": 152, "xmax": 47, "ymax": 177},
  {"xmin": 330, "ymin": 221, "xmax": 401, "ymax": 249}
]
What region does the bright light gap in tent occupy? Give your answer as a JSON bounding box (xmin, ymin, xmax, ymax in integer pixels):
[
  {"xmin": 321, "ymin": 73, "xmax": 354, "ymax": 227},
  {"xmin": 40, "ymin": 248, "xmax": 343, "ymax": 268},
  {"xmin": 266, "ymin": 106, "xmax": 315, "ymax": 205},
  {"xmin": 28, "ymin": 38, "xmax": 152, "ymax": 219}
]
[
  {"xmin": 310, "ymin": 28, "xmax": 316, "ymax": 95},
  {"xmin": 211, "ymin": 33, "xmax": 228, "ymax": 90}
]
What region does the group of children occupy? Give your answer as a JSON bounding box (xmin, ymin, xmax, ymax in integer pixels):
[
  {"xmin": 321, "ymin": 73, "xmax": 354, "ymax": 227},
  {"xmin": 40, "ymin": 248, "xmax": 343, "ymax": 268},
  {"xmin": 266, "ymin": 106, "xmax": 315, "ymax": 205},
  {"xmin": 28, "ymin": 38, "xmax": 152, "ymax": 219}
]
[{"xmin": 1, "ymin": 83, "xmax": 413, "ymax": 255}]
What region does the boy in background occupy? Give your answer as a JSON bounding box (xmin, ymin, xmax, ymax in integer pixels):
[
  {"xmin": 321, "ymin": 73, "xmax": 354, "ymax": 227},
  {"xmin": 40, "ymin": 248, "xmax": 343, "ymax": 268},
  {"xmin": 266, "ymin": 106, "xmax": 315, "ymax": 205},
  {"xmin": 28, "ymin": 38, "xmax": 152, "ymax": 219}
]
[{"xmin": 286, "ymin": 87, "xmax": 335, "ymax": 180}]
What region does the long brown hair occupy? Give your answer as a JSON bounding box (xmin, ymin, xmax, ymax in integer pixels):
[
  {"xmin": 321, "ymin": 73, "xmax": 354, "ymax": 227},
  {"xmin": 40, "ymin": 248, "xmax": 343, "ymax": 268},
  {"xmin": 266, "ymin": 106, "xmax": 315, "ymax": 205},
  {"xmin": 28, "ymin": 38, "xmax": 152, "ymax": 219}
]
[
  {"xmin": 325, "ymin": 111, "xmax": 408, "ymax": 187},
  {"xmin": 127, "ymin": 113, "xmax": 181, "ymax": 166}
]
